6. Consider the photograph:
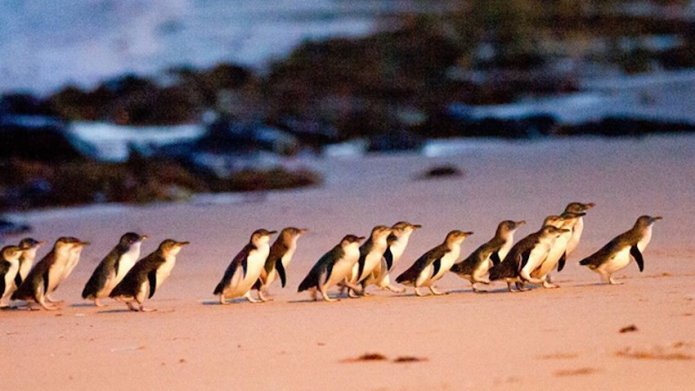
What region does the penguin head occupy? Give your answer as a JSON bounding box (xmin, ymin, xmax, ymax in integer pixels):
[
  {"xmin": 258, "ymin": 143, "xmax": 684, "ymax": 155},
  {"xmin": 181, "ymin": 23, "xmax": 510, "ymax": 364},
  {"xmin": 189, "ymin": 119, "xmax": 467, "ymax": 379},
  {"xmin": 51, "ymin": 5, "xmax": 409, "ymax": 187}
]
[
  {"xmin": 390, "ymin": 222, "xmax": 421, "ymax": 238},
  {"xmin": 281, "ymin": 227, "xmax": 307, "ymax": 240},
  {"xmin": 159, "ymin": 239, "xmax": 189, "ymax": 256},
  {"xmin": 18, "ymin": 238, "xmax": 44, "ymax": 251},
  {"xmin": 564, "ymin": 202, "xmax": 595, "ymax": 214},
  {"xmin": 340, "ymin": 235, "xmax": 365, "ymax": 248},
  {"xmin": 119, "ymin": 232, "xmax": 148, "ymax": 247},
  {"xmin": 64, "ymin": 237, "xmax": 90, "ymax": 252},
  {"xmin": 252, "ymin": 229, "xmax": 276, "ymax": 244},
  {"xmin": 635, "ymin": 215, "xmax": 662, "ymax": 228},
  {"xmin": 498, "ymin": 220, "xmax": 525, "ymax": 236},
  {"xmin": 1, "ymin": 245, "xmax": 22, "ymax": 261},
  {"xmin": 541, "ymin": 225, "xmax": 570, "ymax": 238},
  {"xmin": 370, "ymin": 225, "xmax": 392, "ymax": 241},
  {"xmin": 54, "ymin": 237, "xmax": 76, "ymax": 253},
  {"xmin": 542, "ymin": 215, "xmax": 564, "ymax": 229},
  {"xmin": 445, "ymin": 230, "xmax": 473, "ymax": 245}
]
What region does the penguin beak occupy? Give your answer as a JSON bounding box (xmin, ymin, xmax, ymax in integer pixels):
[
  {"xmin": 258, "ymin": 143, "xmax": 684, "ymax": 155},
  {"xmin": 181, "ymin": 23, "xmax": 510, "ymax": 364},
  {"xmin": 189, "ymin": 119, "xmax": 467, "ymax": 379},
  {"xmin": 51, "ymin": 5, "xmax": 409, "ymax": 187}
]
[
  {"xmin": 300, "ymin": 228, "xmax": 309, "ymax": 234},
  {"xmin": 357, "ymin": 236, "xmax": 366, "ymax": 241},
  {"xmin": 140, "ymin": 234, "xmax": 149, "ymax": 241},
  {"xmin": 413, "ymin": 224, "xmax": 422, "ymax": 229},
  {"xmin": 177, "ymin": 241, "xmax": 190, "ymax": 246},
  {"xmin": 79, "ymin": 241, "xmax": 91, "ymax": 247},
  {"xmin": 586, "ymin": 202, "xmax": 596, "ymax": 208},
  {"xmin": 651, "ymin": 216, "xmax": 663, "ymax": 222},
  {"xmin": 516, "ymin": 220, "xmax": 527, "ymax": 226},
  {"xmin": 463, "ymin": 231, "xmax": 474, "ymax": 237},
  {"xmin": 268, "ymin": 230, "xmax": 278, "ymax": 235}
]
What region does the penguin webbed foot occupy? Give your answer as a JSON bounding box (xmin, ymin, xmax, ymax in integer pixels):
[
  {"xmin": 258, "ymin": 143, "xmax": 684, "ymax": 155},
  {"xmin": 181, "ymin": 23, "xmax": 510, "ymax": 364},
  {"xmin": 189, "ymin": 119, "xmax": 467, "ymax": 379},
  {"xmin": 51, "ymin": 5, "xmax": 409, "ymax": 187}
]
[
  {"xmin": 429, "ymin": 286, "xmax": 447, "ymax": 296},
  {"xmin": 244, "ymin": 292, "xmax": 262, "ymax": 303},
  {"xmin": 608, "ymin": 276, "xmax": 624, "ymax": 285}
]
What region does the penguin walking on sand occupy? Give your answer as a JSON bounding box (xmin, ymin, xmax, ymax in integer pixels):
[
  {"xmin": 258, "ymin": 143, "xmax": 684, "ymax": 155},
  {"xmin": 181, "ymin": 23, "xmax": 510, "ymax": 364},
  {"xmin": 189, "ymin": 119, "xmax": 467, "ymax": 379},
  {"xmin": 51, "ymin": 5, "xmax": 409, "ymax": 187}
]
[
  {"xmin": 109, "ymin": 239, "xmax": 189, "ymax": 311},
  {"xmin": 0, "ymin": 245, "xmax": 22, "ymax": 307},
  {"xmin": 451, "ymin": 220, "xmax": 525, "ymax": 292},
  {"xmin": 563, "ymin": 202, "xmax": 595, "ymax": 260},
  {"xmin": 363, "ymin": 221, "xmax": 421, "ymax": 293},
  {"xmin": 252, "ymin": 227, "xmax": 306, "ymax": 302},
  {"xmin": 396, "ymin": 230, "xmax": 473, "ymax": 297},
  {"xmin": 297, "ymin": 235, "xmax": 365, "ymax": 302},
  {"xmin": 14, "ymin": 238, "xmax": 44, "ymax": 290},
  {"xmin": 12, "ymin": 237, "xmax": 77, "ymax": 310},
  {"xmin": 348, "ymin": 225, "xmax": 392, "ymax": 297},
  {"xmin": 489, "ymin": 225, "xmax": 568, "ymax": 292},
  {"xmin": 531, "ymin": 212, "xmax": 584, "ymax": 288},
  {"xmin": 214, "ymin": 229, "xmax": 277, "ymax": 304},
  {"xmin": 82, "ymin": 232, "xmax": 148, "ymax": 306},
  {"xmin": 579, "ymin": 215, "xmax": 661, "ymax": 285}
]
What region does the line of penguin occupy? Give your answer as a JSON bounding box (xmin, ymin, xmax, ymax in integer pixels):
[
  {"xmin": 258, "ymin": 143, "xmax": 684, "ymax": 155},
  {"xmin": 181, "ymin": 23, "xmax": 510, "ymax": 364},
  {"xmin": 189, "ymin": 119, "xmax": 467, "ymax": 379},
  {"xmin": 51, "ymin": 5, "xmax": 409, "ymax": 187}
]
[{"xmin": 0, "ymin": 202, "xmax": 661, "ymax": 312}]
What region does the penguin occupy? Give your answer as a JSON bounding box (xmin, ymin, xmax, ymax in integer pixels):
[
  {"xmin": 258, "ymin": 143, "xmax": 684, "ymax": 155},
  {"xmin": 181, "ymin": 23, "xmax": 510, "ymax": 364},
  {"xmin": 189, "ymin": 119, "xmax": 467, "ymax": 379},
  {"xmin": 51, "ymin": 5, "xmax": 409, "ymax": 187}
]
[
  {"xmin": 396, "ymin": 230, "xmax": 473, "ymax": 296},
  {"xmin": 109, "ymin": 239, "xmax": 189, "ymax": 311},
  {"xmin": 348, "ymin": 225, "xmax": 392, "ymax": 297},
  {"xmin": 579, "ymin": 215, "xmax": 661, "ymax": 285},
  {"xmin": 252, "ymin": 227, "xmax": 307, "ymax": 302},
  {"xmin": 489, "ymin": 225, "xmax": 568, "ymax": 292},
  {"xmin": 11, "ymin": 237, "xmax": 76, "ymax": 310},
  {"xmin": 363, "ymin": 221, "xmax": 421, "ymax": 293},
  {"xmin": 531, "ymin": 212, "xmax": 585, "ymax": 288},
  {"xmin": 0, "ymin": 245, "xmax": 22, "ymax": 307},
  {"xmin": 81, "ymin": 232, "xmax": 148, "ymax": 306},
  {"xmin": 15, "ymin": 238, "xmax": 44, "ymax": 289},
  {"xmin": 297, "ymin": 234, "xmax": 365, "ymax": 302},
  {"xmin": 214, "ymin": 229, "xmax": 277, "ymax": 304},
  {"xmin": 563, "ymin": 202, "xmax": 595, "ymax": 262},
  {"xmin": 450, "ymin": 220, "xmax": 526, "ymax": 292}
]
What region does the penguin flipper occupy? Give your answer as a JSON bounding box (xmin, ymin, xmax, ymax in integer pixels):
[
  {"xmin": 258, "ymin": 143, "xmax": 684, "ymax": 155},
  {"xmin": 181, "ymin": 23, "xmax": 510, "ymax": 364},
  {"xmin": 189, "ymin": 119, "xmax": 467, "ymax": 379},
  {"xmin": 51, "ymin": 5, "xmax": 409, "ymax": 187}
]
[
  {"xmin": 0, "ymin": 277, "xmax": 5, "ymax": 297},
  {"xmin": 42, "ymin": 270, "xmax": 50, "ymax": 294},
  {"xmin": 147, "ymin": 270, "xmax": 157, "ymax": 299},
  {"xmin": 384, "ymin": 247, "xmax": 394, "ymax": 271},
  {"xmin": 518, "ymin": 250, "xmax": 532, "ymax": 271},
  {"xmin": 356, "ymin": 252, "xmax": 367, "ymax": 282},
  {"xmin": 276, "ymin": 259, "xmax": 287, "ymax": 288},
  {"xmin": 630, "ymin": 245, "xmax": 645, "ymax": 272},
  {"xmin": 490, "ymin": 252, "xmax": 501, "ymax": 266},
  {"xmin": 432, "ymin": 259, "xmax": 442, "ymax": 277},
  {"xmin": 14, "ymin": 273, "xmax": 22, "ymax": 289},
  {"xmin": 557, "ymin": 252, "xmax": 567, "ymax": 272}
]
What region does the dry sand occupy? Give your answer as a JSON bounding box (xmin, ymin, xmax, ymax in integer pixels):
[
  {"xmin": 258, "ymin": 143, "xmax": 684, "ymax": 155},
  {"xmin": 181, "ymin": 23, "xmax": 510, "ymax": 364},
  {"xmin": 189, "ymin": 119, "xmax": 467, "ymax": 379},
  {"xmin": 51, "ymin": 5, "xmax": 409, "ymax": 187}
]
[{"xmin": 2, "ymin": 135, "xmax": 694, "ymax": 390}]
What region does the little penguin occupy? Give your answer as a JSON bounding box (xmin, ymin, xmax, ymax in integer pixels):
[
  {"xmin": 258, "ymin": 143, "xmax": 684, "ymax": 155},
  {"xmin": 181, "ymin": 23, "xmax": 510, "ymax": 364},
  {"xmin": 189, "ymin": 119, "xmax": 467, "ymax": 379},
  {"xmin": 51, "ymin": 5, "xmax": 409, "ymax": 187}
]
[
  {"xmin": 579, "ymin": 215, "xmax": 661, "ymax": 285},
  {"xmin": 297, "ymin": 234, "xmax": 365, "ymax": 302},
  {"xmin": 396, "ymin": 230, "xmax": 473, "ymax": 297},
  {"xmin": 252, "ymin": 227, "xmax": 307, "ymax": 302},
  {"xmin": 531, "ymin": 212, "xmax": 585, "ymax": 288},
  {"xmin": 15, "ymin": 238, "xmax": 44, "ymax": 290},
  {"xmin": 0, "ymin": 245, "xmax": 22, "ymax": 307},
  {"xmin": 451, "ymin": 220, "xmax": 525, "ymax": 292},
  {"xmin": 348, "ymin": 225, "xmax": 392, "ymax": 297},
  {"xmin": 11, "ymin": 237, "xmax": 76, "ymax": 310},
  {"xmin": 489, "ymin": 225, "xmax": 568, "ymax": 292},
  {"xmin": 82, "ymin": 232, "xmax": 148, "ymax": 306},
  {"xmin": 364, "ymin": 221, "xmax": 421, "ymax": 293},
  {"xmin": 109, "ymin": 239, "xmax": 189, "ymax": 311},
  {"xmin": 214, "ymin": 229, "xmax": 277, "ymax": 304},
  {"xmin": 563, "ymin": 202, "xmax": 595, "ymax": 260}
]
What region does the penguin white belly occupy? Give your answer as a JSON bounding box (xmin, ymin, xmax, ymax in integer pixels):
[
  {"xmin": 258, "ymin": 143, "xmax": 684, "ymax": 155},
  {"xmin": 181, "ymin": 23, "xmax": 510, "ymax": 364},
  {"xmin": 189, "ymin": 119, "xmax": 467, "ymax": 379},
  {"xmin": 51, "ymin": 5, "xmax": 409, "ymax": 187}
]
[
  {"xmin": 155, "ymin": 255, "xmax": 178, "ymax": 290},
  {"xmin": 224, "ymin": 248, "xmax": 268, "ymax": 298},
  {"xmin": 472, "ymin": 255, "xmax": 492, "ymax": 280},
  {"xmin": 361, "ymin": 250, "xmax": 385, "ymax": 280},
  {"xmin": 521, "ymin": 245, "xmax": 550, "ymax": 276},
  {"xmin": 537, "ymin": 233, "xmax": 571, "ymax": 276},
  {"xmin": 638, "ymin": 226, "xmax": 653, "ymax": 252},
  {"xmin": 498, "ymin": 239, "xmax": 514, "ymax": 261},
  {"xmin": 47, "ymin": 263, "xmax": 67, "ymax": 293},
  {"xmin": 326, "ymin": 248, "xmax": 360, "ymax": 288},
  {"xmin": 116, "ymin": 245, "xmax": 141, "ymax": 283},
  {"xmin": 416, "ymin": 265, "xmax": 434, "ymax": 287},
  {"xmin": 63, "ymin": 251, "xmax": 82, "ymax": 281},
  {"xmin": 2, "ymin": 261, "xmax": 19, "ymax": 299},
  {"xmin": 566, "ymin": 218, "xmax": 584, "ymax": 255},
  {"xmin": 431, "ymin": 249, "xmax": 460, "ymax": 283},
  {"xmin": 599, "ymin": 247, "xmax": 631, "ymax": 274}
]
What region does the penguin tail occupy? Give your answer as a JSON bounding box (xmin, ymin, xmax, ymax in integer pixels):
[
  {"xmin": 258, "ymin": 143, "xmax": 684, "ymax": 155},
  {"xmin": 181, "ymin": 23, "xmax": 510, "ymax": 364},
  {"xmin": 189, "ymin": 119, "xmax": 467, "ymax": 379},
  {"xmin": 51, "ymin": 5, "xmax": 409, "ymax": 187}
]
[
  {"xmin": 213, "ymin": 282, "xmax": 224, "ymax": 295},
  {"xmin": 450, "ymin": 263, "xmax": 462, "ymax": 274}
]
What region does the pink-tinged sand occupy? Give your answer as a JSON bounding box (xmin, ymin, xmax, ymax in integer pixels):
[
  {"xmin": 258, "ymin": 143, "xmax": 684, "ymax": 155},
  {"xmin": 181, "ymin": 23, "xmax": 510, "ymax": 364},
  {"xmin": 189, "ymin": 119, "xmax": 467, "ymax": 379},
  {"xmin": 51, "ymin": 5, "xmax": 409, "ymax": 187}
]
[{"xmin": 2, "ymin": 135, "xmax": 694, "ymax": 390}]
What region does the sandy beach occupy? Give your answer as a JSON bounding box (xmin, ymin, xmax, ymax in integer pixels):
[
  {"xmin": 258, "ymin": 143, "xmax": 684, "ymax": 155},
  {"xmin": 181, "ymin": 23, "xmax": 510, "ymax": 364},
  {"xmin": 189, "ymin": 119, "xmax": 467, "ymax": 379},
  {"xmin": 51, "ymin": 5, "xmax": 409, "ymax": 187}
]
[{"xmin": 2, "ymin": 135, "xmax": 694, "ymax": 390}]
